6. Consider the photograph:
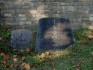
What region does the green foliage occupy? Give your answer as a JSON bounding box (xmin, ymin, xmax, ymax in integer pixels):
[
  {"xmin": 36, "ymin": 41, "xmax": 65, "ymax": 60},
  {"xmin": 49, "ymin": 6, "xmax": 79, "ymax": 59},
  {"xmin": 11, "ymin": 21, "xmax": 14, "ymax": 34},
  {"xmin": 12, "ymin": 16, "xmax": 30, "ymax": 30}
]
[
  {"xmin": 27, "ymin": 56, "xmax": 40, "ymax": 65},
  {"xmin": 0, "ymin": 55, "xmax": 3, "ymax": 61},
  {"xmin": 32, "ymin": 28, "xmax": 93, "ymax": 70},
  {"xmin": 0, "ymin": 28, "xmax": 11, "ymax": 53},
  {"xmin": 31, "ymin": 29, "xmax": 37, "ymax": 51},
  {"xmin": 73, "ymin": 28, "xmax": 90, "ymax": 41},
  {"xmin": 0, "ymin": 27, "xmax": 93, "ymax": 70}
]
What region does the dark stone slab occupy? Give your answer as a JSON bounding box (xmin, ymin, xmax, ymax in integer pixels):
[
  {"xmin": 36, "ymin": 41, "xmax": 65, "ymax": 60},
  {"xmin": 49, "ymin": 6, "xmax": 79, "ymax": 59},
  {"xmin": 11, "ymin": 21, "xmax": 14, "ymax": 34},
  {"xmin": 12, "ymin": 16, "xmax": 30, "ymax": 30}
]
[
  {"xmin": 36, "ymin": 18, "xmax": 74, "ymax": 52},
  {"xmin": 11, "ymin": 29, "xmax": 31, "ymax": 49}
]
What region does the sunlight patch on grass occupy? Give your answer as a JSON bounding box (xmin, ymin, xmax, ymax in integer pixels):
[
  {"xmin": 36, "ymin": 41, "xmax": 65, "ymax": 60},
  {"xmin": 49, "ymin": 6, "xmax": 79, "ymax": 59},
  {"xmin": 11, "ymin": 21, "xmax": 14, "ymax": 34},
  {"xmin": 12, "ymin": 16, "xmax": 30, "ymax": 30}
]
[
  {"xmin": 36, "ymin": 49, "xmax": 71, "ymax": 60},
  {"xmin": 50, "ymin": 49, "xmax": 71, "ymax": 58}
]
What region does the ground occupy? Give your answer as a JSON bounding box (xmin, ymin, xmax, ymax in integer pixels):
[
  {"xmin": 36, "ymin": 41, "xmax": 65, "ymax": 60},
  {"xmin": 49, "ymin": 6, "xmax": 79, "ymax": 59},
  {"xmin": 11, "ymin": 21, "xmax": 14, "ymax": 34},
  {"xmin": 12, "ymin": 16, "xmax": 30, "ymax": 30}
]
[{"xmin": 0, "ymin": 27, "xmax": 93, "ymax": 70}]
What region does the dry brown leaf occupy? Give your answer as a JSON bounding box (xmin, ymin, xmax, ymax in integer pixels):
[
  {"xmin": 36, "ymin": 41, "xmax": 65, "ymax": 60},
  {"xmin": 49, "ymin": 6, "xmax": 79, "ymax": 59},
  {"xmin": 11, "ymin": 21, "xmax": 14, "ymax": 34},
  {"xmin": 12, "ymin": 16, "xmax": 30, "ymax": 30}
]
[
  {"xmin": 81, "ymin": 40, "xmax": 88, "ymax": 45},
  {"xmin": 26, "ymin": 48, "xmax": 30, "ymax": 52},
  {"xmin": 88, "ymin": 34, "xmax": 93, "ymax": 39},
  {"xmin": 40, "ymin": 53, "xmax": 46, "ymax": 59},
  {"xmin": 45, "ymin": 51, "xmax": 50, "ymax": 56},
  {"xmin": 76, "ymin": 68, "xmax": 80, "ymax": 70},
  {"xmin": 0, "ymin": 53, "xmax": 5, "ymax": 56},
  {"xmin": 3, "ymin": 54, "xmax": 10, "ymax": 61},
  {"xmin": 5, "ymin": 64, "xmax": 12, "ymax": 68},
  {"xmin": 0, "ymin": 61, "xmax": 6, "ymax": 64},
  {"xmin": 22, "ymin": 56, "xmax": 26, "ymax": 61},
  {"xmin": 21, "ymin": 63, "xmax": 30, "ymax": 70}
]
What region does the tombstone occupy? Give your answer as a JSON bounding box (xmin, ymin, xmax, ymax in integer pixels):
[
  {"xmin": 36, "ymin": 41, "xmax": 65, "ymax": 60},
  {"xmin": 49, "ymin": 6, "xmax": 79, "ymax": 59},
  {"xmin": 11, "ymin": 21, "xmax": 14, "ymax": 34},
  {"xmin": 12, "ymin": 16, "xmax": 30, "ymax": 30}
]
[
  {"xmin": 11, "ymin": 29, "xmax": 32, "ymax": 49},
  {"xmin": 36, "ymin": 18, "xmax": 74, "ymax": 52}
]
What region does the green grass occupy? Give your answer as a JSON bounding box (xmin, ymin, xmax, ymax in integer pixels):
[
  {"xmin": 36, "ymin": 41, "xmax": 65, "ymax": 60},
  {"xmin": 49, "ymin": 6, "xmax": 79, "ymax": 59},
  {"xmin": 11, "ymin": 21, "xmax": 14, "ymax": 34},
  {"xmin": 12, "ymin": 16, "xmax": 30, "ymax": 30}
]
[
  {"xmin": 0, "ymin": 28, "xmax": 11, "ymax": 53},
  {"xmin": 0, "ymin": 28, "xmax": 93, "ymax": 70},
  {"xmin": 31, "ymin": 28, "xmax": 93, "ymax": 70}
]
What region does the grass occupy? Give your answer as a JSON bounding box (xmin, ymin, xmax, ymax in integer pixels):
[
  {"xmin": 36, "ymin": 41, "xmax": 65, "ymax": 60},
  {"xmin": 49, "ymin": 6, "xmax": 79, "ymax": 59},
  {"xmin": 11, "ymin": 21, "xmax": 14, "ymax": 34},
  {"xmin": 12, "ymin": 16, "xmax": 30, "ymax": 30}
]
[{"xmin": 0, "ymin": 27, "xmax": 93, "ymax": 70}]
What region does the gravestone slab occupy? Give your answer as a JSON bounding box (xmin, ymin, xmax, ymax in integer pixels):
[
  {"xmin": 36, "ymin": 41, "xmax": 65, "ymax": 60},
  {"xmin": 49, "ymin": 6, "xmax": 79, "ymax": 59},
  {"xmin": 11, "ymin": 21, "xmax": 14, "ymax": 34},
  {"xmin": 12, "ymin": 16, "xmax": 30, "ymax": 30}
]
[
  {"xmin": 36, "ymin": 18, "xmax": 74, "ymax": 52},
  {"xmin": 11, "ymin": 29, "xmax": 31, "ymax": 49}
]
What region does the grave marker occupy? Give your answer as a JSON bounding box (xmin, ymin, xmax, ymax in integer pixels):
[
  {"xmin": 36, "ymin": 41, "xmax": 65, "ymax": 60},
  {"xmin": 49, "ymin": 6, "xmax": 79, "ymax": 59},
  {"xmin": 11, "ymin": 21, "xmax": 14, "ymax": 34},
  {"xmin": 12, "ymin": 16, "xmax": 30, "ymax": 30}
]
[
  {"xmin": 11, "ymin": 29, "xmax": 31, "ymax": 49},
  {"xmin": 36, "ymin": 18, "xmax": 74, "ymax": 51}
]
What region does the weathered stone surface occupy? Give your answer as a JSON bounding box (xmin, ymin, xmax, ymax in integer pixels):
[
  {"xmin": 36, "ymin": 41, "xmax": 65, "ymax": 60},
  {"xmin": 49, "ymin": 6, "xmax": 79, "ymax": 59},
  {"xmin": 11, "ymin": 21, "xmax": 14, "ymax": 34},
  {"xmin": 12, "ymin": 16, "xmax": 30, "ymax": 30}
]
[
  {"xmin": 89, "ymin": 14, "xmax": 93, "ymax": 21},
  {"xmin": 1, "ymin": 0, "xmax": 93, "ymax": 29},
  {"xmin": 11, "ymin": 29, "xmax": 31, "ymax": 49},
  {"xmin": 36, "ymin": 18, "xmax": 74, "ymax": 51}
]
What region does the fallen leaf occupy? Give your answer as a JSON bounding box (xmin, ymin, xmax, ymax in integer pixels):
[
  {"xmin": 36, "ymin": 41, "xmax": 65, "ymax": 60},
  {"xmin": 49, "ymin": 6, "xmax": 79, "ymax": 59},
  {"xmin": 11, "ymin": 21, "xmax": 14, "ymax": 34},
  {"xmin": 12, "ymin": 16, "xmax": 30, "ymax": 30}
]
[
  {"xmin": 0, "ymin": 61, "xmax": 6, "ymax": 64},
  {"xmin": 88, "ymin": 34, "xmax": 93, "ymax": 39},
  {"xmin": 30, "ymin": 64, "xmax": 35, "ymax": 68},
  {"xmin": 3, "ymin": 54, "xmax": 9, "ymax": 61},
  {"xmin": 0, "ymin": 53, "xmax": 5, "ymax": 56},
  {"xmin": 26, "ymin": 48, "xmax": 30, "ymax": 52},
  {"xmin": 13, "ymin": 58, "xmax": 18, "ymax": 62},
  {"xmin": 45, "ymin": 51, "xmax": 50, "ymax": 56},
  {"xmin": 22, "ymin": 56, "xmax": 26, "ymax": 61},
  {"xmin": 40, "ymin": 53, "xmax": 46, "ymax": 59},
  {"xmin": 81, "ymin": 41, "xmax": 88, "ymax": 45},
  {"xmin": 76, "ymin": 68, "xmax": 80, "ymax": 70},
  {"xmin": 5, "ymin": 64, "xmax": 12, "ymax": 68},
  {"xmin": 21, "ymin": 63, "xmax": 30, "ymax": 70},
  {"xmin": 0, "ymin": 37, "xmax": 2, "ymax": 41}
]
